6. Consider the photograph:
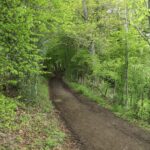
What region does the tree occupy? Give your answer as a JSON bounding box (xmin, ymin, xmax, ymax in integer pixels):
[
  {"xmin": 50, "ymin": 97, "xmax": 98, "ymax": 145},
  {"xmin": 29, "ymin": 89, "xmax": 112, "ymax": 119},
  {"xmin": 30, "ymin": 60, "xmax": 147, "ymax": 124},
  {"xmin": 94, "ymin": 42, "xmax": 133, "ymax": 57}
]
[
  {"xmin": 0, "ymin": 0, "xmax": 50, "ymax": 98},
  {"xmin": 124, "ymin": 0, "xmax": 129, "ymax": 106}
]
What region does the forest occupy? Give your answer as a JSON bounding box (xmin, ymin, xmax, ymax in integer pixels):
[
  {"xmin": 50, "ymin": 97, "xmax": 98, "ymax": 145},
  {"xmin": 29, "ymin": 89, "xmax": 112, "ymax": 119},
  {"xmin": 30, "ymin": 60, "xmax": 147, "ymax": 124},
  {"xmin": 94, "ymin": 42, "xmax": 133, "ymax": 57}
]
[{"xmin": 0, "ymin": 0, "xmax": 150, "ymax": 149}]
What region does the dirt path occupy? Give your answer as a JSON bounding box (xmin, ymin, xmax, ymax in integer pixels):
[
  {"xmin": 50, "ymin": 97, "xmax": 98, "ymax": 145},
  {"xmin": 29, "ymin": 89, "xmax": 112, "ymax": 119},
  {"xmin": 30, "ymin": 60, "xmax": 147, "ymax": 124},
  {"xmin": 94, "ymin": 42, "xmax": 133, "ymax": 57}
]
[{"xmin": 50, "ymin": 79, "xmax": 150, "ymax": 150}]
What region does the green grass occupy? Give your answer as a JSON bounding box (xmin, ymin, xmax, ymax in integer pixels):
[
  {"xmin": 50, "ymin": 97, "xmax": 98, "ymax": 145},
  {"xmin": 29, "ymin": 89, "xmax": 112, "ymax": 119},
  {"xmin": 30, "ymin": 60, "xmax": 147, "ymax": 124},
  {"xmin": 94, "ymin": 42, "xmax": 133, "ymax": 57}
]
[
  {"xmin": 0, "ymin": 94, "xmax": 18, "ymax": 131},
  {"xmin": 67, "ymin": 82, "xmax": 111, "ymax": 108},
  {"xmin": 0, "ymin": 77, "xmax": 66, "ymax": 150},
  {"xmin": 67, "ymin": 81, "xmax": 150, "ymax": 130}
]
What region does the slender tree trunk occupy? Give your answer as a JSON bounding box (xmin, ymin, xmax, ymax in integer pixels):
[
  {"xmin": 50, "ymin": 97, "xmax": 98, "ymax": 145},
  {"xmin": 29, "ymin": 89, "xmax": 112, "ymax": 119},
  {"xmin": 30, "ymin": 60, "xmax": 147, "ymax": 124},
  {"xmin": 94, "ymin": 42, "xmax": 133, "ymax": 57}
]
[
  {"xmin": 113, "ymin": 81, "xmax": 116, "ymax": 99},
  {"xmin": 82, "ymin": 0, "xmax": 95, "ymax": 55},
  {"xmin": 148, "ymin": 0, "xmax": 150, "ymax": 27},
  {"xmin": 104, "ymin": 88, "xmax": 108, "ymax": 97},
  {"xmin": 130, "ymin": 93, "xmax": 133, "ymax": 107},
  {"xmin": 141, "ymin": 92, "xmax": 144, "ymax": 107},
  {"xmin": 82, "ymin": 0, "xmax": 88, "ymax": 21},
  {"xmin": 89, "ymin": 40, "xmax": 95, "ymax": 55},
  {"xmin": 124, "ymin": 0, "xmax": 129, "ymax": 107}
]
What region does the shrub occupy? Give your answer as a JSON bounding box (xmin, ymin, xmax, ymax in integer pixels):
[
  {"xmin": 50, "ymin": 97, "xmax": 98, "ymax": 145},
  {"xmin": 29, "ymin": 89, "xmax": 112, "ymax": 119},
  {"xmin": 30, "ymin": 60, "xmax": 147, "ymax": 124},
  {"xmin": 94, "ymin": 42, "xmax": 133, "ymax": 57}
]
[
  {"xmin": 0, "ymin": 94, "xmax": 17, "ymax": 130},
  {"xmin": 138, "ymin": 100, "xmax": 150, "ymax": 122}
]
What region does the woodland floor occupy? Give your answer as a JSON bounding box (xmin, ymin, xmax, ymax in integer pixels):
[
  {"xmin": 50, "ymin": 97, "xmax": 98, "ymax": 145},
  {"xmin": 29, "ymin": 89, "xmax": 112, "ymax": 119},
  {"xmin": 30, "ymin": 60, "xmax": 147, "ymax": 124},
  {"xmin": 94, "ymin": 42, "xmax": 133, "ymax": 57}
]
[{"xmin": 49, "ymin": 78, "xmax": 150, "ymax": 150}]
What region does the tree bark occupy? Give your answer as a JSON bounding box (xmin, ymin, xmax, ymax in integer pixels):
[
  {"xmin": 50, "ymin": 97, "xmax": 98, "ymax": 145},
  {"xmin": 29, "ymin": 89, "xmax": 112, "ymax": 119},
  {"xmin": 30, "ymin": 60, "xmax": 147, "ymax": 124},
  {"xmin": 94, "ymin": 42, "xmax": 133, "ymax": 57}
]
[
  {"xmin": 148, "ymin": 0, "xmax": 150, "ymax": 27},
  {"xmin": 124, "ymin": 0, "xmax": 129, "ymax": 106},
  {"xmin": 89, "ymin": 40, "xmax": 95, "ymax": 55},
  {"xmin": 82, "ymin": 0, "xmax": 88, "ymax": 21},
  {"xmin": 82, "ymin": 0, "xmax": 95, "ymax": 55}
]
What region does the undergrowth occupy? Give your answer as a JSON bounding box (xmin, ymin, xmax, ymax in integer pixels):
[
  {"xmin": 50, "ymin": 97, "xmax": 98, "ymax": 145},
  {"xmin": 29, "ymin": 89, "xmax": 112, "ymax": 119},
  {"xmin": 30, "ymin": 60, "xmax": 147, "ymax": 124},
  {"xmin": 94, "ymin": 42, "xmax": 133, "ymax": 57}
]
[
  {"xmin": 67, "ymin": 82, "xmax": 111, "ymax": 108},
  {"xmin": 0, "ymin": 77, "xmax": 65, "ymax": 150},
  {"xmin": 67, "ymin": 81, "xmax": 150, "ymax": 131}
]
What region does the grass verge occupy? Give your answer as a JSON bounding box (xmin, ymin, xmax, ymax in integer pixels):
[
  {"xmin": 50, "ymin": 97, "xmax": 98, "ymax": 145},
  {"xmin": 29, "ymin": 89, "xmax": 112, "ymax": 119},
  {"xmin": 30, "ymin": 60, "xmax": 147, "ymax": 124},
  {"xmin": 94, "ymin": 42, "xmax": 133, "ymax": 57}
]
[
  {"xmin": 67, "ymin": 81, "xmax": 150, "ymax": 131},
  {"xmin": 0, "ymin": 77, "xmax": 66, "ymax": 150}
]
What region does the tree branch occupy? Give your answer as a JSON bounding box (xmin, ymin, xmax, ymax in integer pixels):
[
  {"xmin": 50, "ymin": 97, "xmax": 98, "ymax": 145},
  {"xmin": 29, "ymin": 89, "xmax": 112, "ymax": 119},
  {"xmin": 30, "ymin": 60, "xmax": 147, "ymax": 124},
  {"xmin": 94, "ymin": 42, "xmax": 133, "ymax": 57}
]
[{"xmin": 133, "ymin": 24, "xmax": 150, "ymax": 45}]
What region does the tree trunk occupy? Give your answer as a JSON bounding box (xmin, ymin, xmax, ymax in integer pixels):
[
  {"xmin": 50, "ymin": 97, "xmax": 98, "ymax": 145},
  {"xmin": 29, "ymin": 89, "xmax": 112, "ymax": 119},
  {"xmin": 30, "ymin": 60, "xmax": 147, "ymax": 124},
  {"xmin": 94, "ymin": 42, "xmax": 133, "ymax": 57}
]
[
  {"xmin": 130, "ymin": 93, "xmax": 133, "ymax": 107},
  {"xmin": 89, "ymin": 40, "xmax": 95, "ymax": 55},
  {"xmin": 148, "ymin": 0, "xmax": 150, "ymax": 27},
  {"xmin": 82, "ymin": 0, "xmax": 96, "ymax": 54},
  {"xmin": 82, "ymin": 0, "xmax": 88, "ymax": 21},
  {"xmin": 141, "ymin": 92, "xmax": 144, "ymax": 107},
  {"xmin": 113, "ymin": 81, "xmax": 116, "ymax": 99},
  {"xmin": 124, "ymin": 0, "xmax": 129, "ymax": 107}
]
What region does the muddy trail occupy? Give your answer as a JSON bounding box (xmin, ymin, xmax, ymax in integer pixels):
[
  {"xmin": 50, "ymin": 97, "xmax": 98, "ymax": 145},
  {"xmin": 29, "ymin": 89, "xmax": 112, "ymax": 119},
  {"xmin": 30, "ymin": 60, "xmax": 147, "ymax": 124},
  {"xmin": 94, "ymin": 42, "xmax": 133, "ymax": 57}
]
[{"xmin": 50, "ymin": 79, "xmax": 150, "ymax": 150}]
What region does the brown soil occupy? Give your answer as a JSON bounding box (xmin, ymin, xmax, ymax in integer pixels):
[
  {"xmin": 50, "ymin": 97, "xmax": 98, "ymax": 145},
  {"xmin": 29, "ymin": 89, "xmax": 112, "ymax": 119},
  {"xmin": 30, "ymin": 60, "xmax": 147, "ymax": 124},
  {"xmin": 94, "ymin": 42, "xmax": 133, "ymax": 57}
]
[
  {"xmin": 49, "ymin": 79, "xmax": 150, "ymax": 150},
  {"xmin": 53, "ymin": 110, "xmax": 81, "ymax": 150}
]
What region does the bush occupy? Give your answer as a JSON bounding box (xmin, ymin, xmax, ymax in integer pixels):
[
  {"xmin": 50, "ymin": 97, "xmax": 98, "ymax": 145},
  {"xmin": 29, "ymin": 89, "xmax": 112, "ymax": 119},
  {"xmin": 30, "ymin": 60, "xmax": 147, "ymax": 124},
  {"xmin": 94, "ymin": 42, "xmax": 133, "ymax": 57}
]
[
  {"xmin": 67, "ymin": 81, "xmax": 150, "ymax": 130},
  {"xmin": 0, "ymin": 94, "xmax": 17, "ymax": 130},
  {"xmin": 138, "ymin": 100, "xmax": 150, "ymax": 122},
  {"xmin": 68, "ymin": 81, "xmax": 109, "ymax": 107},
  {"xmin": 0, "ymin": 77, "xmax": 66, "ymax": 149}
]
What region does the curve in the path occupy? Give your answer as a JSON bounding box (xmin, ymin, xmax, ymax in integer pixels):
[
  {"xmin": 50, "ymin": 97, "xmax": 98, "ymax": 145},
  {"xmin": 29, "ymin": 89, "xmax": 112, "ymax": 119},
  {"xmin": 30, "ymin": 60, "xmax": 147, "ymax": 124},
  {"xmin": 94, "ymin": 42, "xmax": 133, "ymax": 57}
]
[{"xmin": 50, "ymin": 79, "xmax": 150, "ymax": 150}]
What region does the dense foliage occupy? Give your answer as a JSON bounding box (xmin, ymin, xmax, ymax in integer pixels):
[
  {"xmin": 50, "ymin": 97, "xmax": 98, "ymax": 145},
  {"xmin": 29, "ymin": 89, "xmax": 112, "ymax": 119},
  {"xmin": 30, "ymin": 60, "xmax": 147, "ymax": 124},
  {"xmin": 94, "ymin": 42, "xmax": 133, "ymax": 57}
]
[
  {"xmin": 0, "ymin": 0, "xmax": 51, "ymax": 98},
  {"xmin": 0, "ymin": 1, "xmax": 66, "ymax": 149},
  {"xmin": 0, "ymin": 0, "xmax": 150, "ymax": 138},
  {"xmin": 45, "ymin": 0, "xmax": 150, "ymax": 124}
]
